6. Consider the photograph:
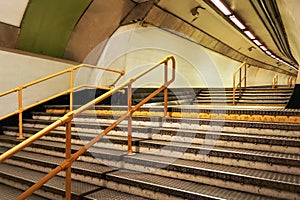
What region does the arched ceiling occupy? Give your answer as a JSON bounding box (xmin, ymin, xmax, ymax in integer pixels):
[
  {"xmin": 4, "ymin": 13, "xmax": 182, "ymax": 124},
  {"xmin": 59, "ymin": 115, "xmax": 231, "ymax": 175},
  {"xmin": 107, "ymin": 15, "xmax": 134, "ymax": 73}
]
[{"xmin": 0, "ymin": 0, "xmax": 299, "ymax": 76}]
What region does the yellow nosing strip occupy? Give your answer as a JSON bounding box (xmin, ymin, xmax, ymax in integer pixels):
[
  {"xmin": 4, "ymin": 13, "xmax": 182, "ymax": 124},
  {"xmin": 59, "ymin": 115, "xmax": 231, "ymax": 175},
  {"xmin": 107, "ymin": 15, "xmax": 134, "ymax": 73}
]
[{"xmin": 45, "ymin": 109, "xmax": 300, "ymax": 124}]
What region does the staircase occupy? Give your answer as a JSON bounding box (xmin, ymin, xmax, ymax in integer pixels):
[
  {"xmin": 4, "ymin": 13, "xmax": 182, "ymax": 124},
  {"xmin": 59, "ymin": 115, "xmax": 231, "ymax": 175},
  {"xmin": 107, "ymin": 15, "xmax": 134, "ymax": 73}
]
[
  {"xmin": 1, "ymin": 104, "xmax": 300, "ymax": 199},
  {"xmin": 132, "ymin": 88, "xmax": 196, "ymax": 106},
  {"xmin": 193, "ymin": 86, "xmax": 293, "ymax": 106}
]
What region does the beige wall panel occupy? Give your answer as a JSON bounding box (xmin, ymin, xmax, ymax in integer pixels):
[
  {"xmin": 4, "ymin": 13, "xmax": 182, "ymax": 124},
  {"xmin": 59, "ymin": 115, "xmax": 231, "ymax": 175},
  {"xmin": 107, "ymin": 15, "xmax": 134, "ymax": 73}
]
[
  {"xmin": 64, "ymin": 0, "xmax": 135, "ymax": 63},
  {"xmin": 0, "ymin": 50, "xmax": 73, "ymax": 118},
  {"xmin": 0, "ymin": 0, "xmax": 29, "ymax": 27}
]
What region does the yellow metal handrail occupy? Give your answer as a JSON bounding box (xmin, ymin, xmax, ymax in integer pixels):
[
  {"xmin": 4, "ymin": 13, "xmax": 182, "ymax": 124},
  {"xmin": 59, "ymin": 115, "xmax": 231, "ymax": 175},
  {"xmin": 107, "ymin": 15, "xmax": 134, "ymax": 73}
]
[
  {"xmin": 0, "ymin": 64, "xmax": 125, "ymax": 139},
  {"xmin": 0, "ymin": 55, "xmax": 176, "ymax": 200},
  {"xmin": 288, "ymin": 76, "xmax": 295, "ymax": 88},
  {"xmin": 272, "ymin": 74, "xmax": 279, "ymax": 88},
  {"xmin": 233, "ymin": 62, "xmax": 247, "ymax": 105}
]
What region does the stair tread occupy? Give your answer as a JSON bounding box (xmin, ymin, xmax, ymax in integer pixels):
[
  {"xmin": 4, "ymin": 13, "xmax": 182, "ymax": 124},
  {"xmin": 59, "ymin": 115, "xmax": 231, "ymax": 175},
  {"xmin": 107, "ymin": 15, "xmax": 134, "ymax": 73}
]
[
  {"xmin": 2, "ymin": 145, "xmax": 299, "ymax": 186},
  {"xmin": 0, "ymin": 183, "xmax": 47, "ymax": 200},
  {"xmin": 4, "ymin": 124, "xmax": 300, "ymax": 148},
  {"xmin": 86, "ymin": 188, "xmax": 149, "ymax": 200},
  {"xmin": 2, "ymin": 133, "xmax": 299, "ymax": 165},
  {"xmin": 153, "ymin": 127, "xmax": 300, "ymax": 142},
  {"xmin": 23, "ymin": 114, "xmax": 300, "ymax": 130},
  {"xmin": 0, "ymin": 147, "xmax": 280, "ymax": 199},
  {"xmin": 124, "ymin": 153, "xmax": 300, "ymax": 186},
  {"xmin": 108, "ymin": 170, "xmax": 272, "ymax": 200},
  {"xmin": 0, "ymin": 163, "xmax": 99, "ymax": 196},
  {"xmin": 139, "ymin": 139, "xmax": 300, "ymax": 161},
  {"xmin": 19, "ymin": 119, "xmax": 300, "ymax": 142}
]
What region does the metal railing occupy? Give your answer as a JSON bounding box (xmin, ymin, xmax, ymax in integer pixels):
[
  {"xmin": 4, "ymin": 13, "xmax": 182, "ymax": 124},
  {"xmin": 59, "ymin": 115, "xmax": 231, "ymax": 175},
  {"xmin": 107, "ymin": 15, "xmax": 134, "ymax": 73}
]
[
  {"xmin": 0, "ymin": 64, "xmax": 125, "ymax": 139},
  {"xmin": 272, "ymin": 74, "xmax": 279, "ymax": 88},
  {"xmin": 288, "ymin": 76, "xmax": 295, "ymax": 88},
  {"xmin": 0, "ymin": 55, "xmax": 176, "ymax": 200},
  {"xmin": 233, "ymin": 62, "xmax": 247, "ymax": 105}
]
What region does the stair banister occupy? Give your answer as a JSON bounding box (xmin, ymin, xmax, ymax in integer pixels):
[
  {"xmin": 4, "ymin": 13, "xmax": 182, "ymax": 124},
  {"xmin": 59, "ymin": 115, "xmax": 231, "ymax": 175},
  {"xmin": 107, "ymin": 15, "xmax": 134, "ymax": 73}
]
[
  {"xmin": 272, "ymin": 74, "xmax": 279, "ymax": 88},
  {"xmin": 233, "ymin": 62, "xmax": 247, "ymax": 105},
  {"xmin": 0, "ymin": 55, "xmax": 176, "ymax": 200},
  {"xmin": 0, "ymin": 64, "xmax": 125, "ymax": 139}
]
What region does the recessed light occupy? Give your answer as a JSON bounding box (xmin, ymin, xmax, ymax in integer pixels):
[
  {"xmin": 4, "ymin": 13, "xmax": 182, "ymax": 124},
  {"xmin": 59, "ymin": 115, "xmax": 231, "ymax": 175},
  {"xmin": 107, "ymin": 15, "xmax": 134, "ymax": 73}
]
[
  {"xmin": 229, "ymin": 15, "xmax": 246, "ymax": 30},
  {"xmin": 211, "ymin": 0, "xmax": 232, "ymax": 15},
  {"xmin": 244, "ymin": 30, "xmax": 255, "ymax": 39},
  {"xmin": 253, "ymin": 40, "xmax": 262, "ymax": 46}
]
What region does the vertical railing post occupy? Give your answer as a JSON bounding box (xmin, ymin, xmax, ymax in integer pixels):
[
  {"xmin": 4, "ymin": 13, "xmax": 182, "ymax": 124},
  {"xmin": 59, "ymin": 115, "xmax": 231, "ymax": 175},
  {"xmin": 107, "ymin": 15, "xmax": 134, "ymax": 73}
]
[
  {"xmin": 127, "ymin": 83, "xmax": 133, "ymax": 155},
  {"xmin": 65, "ymin": 68, "xmax": 74, "ymax": 200},
  {"xmin": 164, "ymin": 61, "xmax": 168, "ymax": 117},
  {"xmin": 65, "ymin": 120, "xmax": 72, "ymax": 200},
  {"xmin": 233, "ymin": 75, "xmax": 236, "ymax": 105},
  {"xmin": 69, "ymin": 68, "xmax": 74, "ymax": 112},
  {"xmin": 244, "ymin": 63, "xmax": 247, "ymax": 88},
  {"xmin": 17, "ymin": 86, "xmax": 25, "ymax": 139},
  {"xmin": 239, "ymin": 68, "xmax": 242, "ymax": 98}
]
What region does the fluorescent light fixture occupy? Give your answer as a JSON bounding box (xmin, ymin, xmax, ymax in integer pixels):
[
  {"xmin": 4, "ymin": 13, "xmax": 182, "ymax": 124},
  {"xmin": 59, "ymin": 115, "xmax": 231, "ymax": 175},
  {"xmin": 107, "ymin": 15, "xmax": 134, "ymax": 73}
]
[
  {"xmin": 260, "ymin": 46, "xmax": 267, "ymax": 51},
  {"xmin": 271, "ymin": 55, "xmax": 276, "ymax": 59},
  {"xmin": 229, "ymin": 15, "xmax": 246, "ymax": 30},
  {"xmin": 253, "ymin": 39, "xmax": 262, "ymax": 46},
  {"xmin": 211, "ymin": 0, "xmax": 232, "ymax": 15},
  {"xmin": 244, "ymin": 30, "xmax": 255, "ymax": 39},
  {"xmin": 290, "ymin": 66, "xmax": 298, "ymax": 70},
  {"xmin": 266, "ymin": 51, "xmax": 272, "ymax": 55}
]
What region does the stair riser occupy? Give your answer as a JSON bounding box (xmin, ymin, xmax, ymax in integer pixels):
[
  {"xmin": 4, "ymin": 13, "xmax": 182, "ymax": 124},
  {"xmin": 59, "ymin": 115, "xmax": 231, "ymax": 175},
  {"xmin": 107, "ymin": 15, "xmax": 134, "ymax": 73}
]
[
  {"xmin": 3, "ymin": 130, "xmax": 300, "ymax": 174},
  {"xmin": 0, "ymin": 174, "xmax": 65, "ymax": 200},
  {"xmin": 123, "ymin": 163, "xmax": 299, "ymax": 200},
  {"xmin": 2, "ymin": 144, "xmax": 299, "ymax": 200},
  {"xmin": 19, "ymin": 123, "xmax": 300, "ymax": 154}
]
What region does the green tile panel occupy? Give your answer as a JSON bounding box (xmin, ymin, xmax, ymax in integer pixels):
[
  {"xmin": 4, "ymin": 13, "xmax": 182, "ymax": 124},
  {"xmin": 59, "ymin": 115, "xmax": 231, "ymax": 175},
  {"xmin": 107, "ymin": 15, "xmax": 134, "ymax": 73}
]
[{"xmin": 17, "ymin": 0, "xmax": 92, "ymax": 58}]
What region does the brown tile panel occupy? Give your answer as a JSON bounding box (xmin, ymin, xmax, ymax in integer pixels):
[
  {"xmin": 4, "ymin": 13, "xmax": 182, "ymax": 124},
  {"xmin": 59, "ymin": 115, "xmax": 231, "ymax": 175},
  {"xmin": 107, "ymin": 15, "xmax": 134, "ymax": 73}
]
[
  {"xmin": 63, "ymin": 0, "xmax": 135, "ymax": 63},
  {"xmin": 0, "ymin": 22, "xmax": 20, "ymax": 49}
]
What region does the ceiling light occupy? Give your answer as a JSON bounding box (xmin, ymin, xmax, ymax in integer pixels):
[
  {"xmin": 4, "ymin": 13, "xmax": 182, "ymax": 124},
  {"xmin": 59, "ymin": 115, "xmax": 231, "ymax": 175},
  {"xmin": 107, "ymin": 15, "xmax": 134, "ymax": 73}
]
[
  {"xmin": 260, "ymin": 46, "xmax": 267, "ymax": 51},
  {"xmin": 229, "ymin": 15, "xmax": 246, "ymax": 30},
  {"xmin": 271, "ymin": 55, "xmax": 276, "ymax": 59},
  {"xmin": 253, "ymin": 40, "xmax": 262, "ymax": 46},
  {"xmin": 266, "ymin": 51, "xmax": 272, "ymax": 55},
  {"xmin": 244, "ymin": 30, "xmax": 255, "ymax": 39},
  {"xmin": 211, "ymin": 0, "xmax": 232, "ymax": 15}
]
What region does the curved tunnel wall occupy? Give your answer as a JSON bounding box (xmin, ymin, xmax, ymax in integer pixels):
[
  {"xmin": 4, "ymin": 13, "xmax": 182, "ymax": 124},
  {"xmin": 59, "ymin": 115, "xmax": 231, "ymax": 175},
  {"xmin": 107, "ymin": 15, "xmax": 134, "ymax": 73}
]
[{"xmin": 88, "ymin": 25, "xmax": 293, "ymax": 89}]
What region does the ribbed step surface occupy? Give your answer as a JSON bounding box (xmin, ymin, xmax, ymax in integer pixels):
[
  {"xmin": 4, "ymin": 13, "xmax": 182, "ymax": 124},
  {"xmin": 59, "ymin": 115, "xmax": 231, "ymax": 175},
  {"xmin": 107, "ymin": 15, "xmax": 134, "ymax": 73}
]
[
  {"xmin": 0, "ymin": 163, "xmax": 99, "ymax": 199},
  {"xmin": 107, "ymin": 170, "xmax": 272, "ymax": 200},
  {"xmin": 193, "ymin": 86, "xmax": 293, "ymax": 106},
  {"xmin": 0, "ymin": 143, "xmax": 275, "ymax": 200},
  {"xmin": 0, "ymin": 183, "xmax": 48, "ymax": 200},
  {"xmin": 1, "ymin": 102, "xmax": 299, "ymax": 199}
]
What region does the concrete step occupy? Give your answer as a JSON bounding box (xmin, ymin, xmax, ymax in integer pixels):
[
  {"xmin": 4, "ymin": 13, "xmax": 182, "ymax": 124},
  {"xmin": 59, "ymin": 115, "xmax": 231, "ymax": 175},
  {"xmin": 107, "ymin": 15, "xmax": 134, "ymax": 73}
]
[
  {"xmin": 0, "ymin": 146, "xmax": 279, "ymax": 200},
  {"xmin": 1, "ymin": 129, "xmax": 299, "ymax": 175}
]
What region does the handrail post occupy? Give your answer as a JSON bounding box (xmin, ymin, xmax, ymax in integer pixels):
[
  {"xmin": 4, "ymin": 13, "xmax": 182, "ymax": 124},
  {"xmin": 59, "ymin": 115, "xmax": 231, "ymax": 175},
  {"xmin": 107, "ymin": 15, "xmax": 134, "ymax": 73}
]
[
  {"xmin": 239, "ymin": 68, "xmax": 242, "ymax": 98},
  {"xmin": 17, "ymin": 87, "xmax": 25, "ymax": 140},
  {"xmin": 69, "ymin": 68, "xmax": 74, "ymax": 112},
  {"xmin": 272, "ymin": 74, "xmax": 278, "ymax": 88},
  {"xmin": 244, "ymin": 63, "xmax": 247, "ymax": 88},
  {"xmin": 127, "ymin": 83, "xmax": 133, "ymax": 155},
  {"xmin": 164, "ymin": 61, "xmax": 168, "ymax": 117},
  {"xmin": 65, "ymin": 119, "xmax": 72, "ymax": 200},
  {"xmin": 233, "ymin": 75, "xmax": 236, "ymax": 105}
]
